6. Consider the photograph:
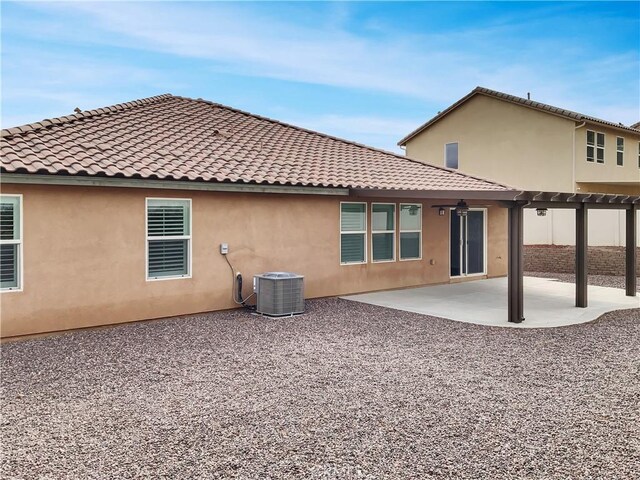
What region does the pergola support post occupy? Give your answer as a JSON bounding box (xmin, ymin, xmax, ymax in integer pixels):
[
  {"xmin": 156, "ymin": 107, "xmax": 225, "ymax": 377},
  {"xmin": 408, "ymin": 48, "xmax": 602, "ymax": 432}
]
[
  {"xmin": 576, "ymin": 205, "xmax": 588, "ymax": 307},
  {"xmin": 508, "ymin": 203, "xmax": 524, "ymax": 323},
  {"xmin": 626, "ymin": 206, "xmax": 637, "ymax": 297}
]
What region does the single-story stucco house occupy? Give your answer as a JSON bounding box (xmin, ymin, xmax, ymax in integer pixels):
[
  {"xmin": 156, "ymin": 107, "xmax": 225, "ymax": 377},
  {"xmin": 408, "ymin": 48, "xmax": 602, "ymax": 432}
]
[{"xmin": 1, "ymin": 94, "xmax": 637, "ymax": 338}]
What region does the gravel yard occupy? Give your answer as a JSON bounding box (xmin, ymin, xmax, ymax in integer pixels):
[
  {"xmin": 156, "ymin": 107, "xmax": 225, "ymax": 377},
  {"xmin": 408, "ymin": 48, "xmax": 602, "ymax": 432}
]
[
  {"xmin": 526, "ymin": 271, "xmax": 640, "ymax": 292},
  {"xmin": 2, "ymin": 297, "xmax": 639, "ymax": 479}
]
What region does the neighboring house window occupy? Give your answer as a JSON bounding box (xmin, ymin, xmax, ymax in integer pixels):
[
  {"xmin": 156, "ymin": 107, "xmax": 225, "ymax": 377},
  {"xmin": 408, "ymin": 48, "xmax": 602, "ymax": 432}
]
[
  {"xmin": 616, "ymin": 137, "xmax": 624, "ymax": 166},
  {"xmin": 399, "ymin": 203, "xmax": 422, "ymax": 260},
  {"xmin": 638, "ymin": 142, "xmax": 640, "ymax": 169},
  {"xmin": 371, "ymin": 203, "xmax": 395, "ymax": 262},
  {"xmin": 586, "ymin": 130, "xmax": 594, "ymax": 162},
  {"xmin": 586, "ymin": 131, "xmax": 605, "ymax": 163},
  {"xmin": 445, "ymin": 142, "xmax": 459, "ymax": 169},
  {"xmin": 0, "ymin": 195, "xmax": 22, "ymax": 291},
  {"xmin": 596, "ymin": 132, "xmax": 605, "ymax": 163},
  {"xmin": 340, "ymin": 202, "xmax": 366, "ymax": 264},
  {"xmin": 146, "ymin": 198, "xmax": 191, "ymax": 280}
]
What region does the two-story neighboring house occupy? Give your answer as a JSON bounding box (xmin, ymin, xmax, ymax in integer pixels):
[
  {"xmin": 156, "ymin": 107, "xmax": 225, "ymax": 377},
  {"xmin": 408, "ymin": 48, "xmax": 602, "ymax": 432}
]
[{"xmin": 399, "ymin": 87, "xmax": 640, "ymax": 248}]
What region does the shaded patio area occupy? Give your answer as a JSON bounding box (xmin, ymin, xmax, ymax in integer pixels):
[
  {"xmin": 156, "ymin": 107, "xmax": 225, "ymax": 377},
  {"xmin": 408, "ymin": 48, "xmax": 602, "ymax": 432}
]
[{"xmin": 343, "ymin": 276, "xmax": 640, "ymax": 328}]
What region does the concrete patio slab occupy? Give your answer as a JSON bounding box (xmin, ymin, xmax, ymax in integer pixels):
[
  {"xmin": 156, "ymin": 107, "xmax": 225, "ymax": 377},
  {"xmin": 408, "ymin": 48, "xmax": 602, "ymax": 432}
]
[{"xmin": 342, "ymin": 276, "xmax": 639, "ymax": 328}]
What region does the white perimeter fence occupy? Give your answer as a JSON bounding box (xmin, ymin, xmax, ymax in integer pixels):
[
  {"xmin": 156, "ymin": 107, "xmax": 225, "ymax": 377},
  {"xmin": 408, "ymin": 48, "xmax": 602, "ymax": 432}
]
[{"xmin": 524, "ymin": 208, "xmax": 640, "ymax": 247}]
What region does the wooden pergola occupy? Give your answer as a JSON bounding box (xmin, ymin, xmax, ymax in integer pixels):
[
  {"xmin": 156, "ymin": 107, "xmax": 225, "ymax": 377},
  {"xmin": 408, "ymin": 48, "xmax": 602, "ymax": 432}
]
[{"xmin": 505, "ymin": 192, "xmax": 639, "ymax": 323}]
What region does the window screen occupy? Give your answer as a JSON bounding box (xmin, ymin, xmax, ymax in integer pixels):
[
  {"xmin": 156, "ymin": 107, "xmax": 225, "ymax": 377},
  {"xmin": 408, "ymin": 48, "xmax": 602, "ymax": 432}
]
[
  {"xmin": 0, "ymin": 196, "xmax": 21, "ymax": 290},
  {"xmin": 340, "ymin": 203, "xmax": 366, "ymax": 264},
  {"xmin": 616, "ymin": 137, "xmax": 624, "ymax": 166},
  {"xmin": 147, "ymin": 199, "xmax": 191, "ymax": 279},
  {"xmin": 445, "ymin": 143, "xmax": 459, "ymax": 169},
  {"xmin": 586, "ymin": 130, "xmax": 595, "ymax": 162},
  {"xmin": 596, "ymin": 133, "xmax": 605, "ymax": 163},
  {"xmin": 372, "ymin": 204, "xmax": 395, "ymax": 262},
  {"xmin": 400, "ymin": 204, "xmax": 421, "ymax": 260}
]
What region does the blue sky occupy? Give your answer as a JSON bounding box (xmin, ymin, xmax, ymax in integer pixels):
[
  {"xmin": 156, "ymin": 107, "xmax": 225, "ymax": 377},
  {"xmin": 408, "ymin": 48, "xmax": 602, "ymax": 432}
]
[{"xmin": 2, "ymin": 1, "xmax": 639, "ymax": 152}]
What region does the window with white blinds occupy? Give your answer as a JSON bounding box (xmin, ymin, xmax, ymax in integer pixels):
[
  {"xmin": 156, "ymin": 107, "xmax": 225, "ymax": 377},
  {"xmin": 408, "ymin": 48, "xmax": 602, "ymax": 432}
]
[
  {"xmin": 0, "ymin": 195, "xmax": 22, "ymax": 291},
  {"xmin": 146, "ymin": 198, "xmax": 191, "ymax": 280},
  {"xmin": 340, "ymin": 202, "xmax": 366, "ymax": 264}
]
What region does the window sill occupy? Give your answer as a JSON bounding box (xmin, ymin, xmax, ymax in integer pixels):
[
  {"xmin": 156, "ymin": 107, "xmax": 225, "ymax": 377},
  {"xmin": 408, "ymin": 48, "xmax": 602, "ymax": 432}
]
[
  {"xmin": 0, "ymin": 287, "xmax": 23, "ymax": 293},
  {"xmin": 146, "ymin": 274, "xmax": 192, "ymax": 282}
]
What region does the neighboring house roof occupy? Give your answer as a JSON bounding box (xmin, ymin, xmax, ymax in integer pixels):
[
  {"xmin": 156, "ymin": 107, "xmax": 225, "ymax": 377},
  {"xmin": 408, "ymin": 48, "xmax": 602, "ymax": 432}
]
[
  {"xmin": 398, "ymin": 86, "xmax": 640, "ymax": 146},
  {"xmin": 0, "ymin": 94, "xmax": 511, "ymax": 192}
]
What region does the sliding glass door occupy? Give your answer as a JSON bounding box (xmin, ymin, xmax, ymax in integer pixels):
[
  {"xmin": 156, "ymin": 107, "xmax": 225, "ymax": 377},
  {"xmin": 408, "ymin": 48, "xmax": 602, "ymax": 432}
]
[{"xmin": 450, "ymin": 209, "xmax": 486, "ymax": 277}]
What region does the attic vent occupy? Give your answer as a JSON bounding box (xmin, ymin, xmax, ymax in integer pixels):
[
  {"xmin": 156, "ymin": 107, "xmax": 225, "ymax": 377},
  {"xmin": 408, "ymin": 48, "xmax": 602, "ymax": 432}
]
[{"xmin": 254, "ymin": 272, "xmax": 304, "ymax": 316}]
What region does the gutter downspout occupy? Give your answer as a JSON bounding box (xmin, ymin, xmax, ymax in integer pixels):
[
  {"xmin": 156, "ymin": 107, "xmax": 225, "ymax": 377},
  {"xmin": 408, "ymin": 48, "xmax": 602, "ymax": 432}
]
[
  {"xmin": 573, "ymin": 121, "xmax": 586, "ymax": 193},
  {"xmin": 566, "ymin": 121, "xmax": 586, "ymax": 247}
]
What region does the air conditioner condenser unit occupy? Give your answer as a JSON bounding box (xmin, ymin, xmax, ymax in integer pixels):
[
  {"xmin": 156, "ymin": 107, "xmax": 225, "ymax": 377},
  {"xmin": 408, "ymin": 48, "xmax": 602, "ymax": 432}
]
[{"xmin": 253, "ymin": 272, "xmax": 304, "ymax": 316}]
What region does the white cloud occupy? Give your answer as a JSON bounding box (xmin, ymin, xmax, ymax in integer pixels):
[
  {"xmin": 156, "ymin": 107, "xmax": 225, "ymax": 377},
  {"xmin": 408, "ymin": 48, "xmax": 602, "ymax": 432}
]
[
  {"xmin": 1, "ymin": 46, "xmax": 182, "ymax": 126},
  {"xmin": 21, "ymin": 2, "xmax": 637, "ymax": 114},
  {"xmin": 2, "ymin": 1, "xmax": 638, "ymax": 132},
  {"xmin": 279, "ymin": 113, "xmax": 424, "ymax": 153},
  {"xmin": 291, "ymin": 114, "xmax": 421, "ymax": 139}
]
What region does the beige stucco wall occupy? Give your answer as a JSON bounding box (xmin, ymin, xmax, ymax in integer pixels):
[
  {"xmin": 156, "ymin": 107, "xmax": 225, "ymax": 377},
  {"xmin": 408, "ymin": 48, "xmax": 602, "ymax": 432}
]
[
  {"xmin": 0, "ymin": 184, "xmax": 508, "ymax": 337},
  {"xmin": 574, "ymin": 126, "xmax": 640, "ymax": 189},
  {"xmin": 404, "ymin": 95, "xmax": 576, "ymax": 192}
]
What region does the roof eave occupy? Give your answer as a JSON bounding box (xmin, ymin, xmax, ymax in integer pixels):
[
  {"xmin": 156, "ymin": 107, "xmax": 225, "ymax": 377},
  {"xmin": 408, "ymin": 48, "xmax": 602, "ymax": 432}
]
[
  {"xmin": 397, "ymin": 88, "xmax": 480, "ymax": 146},
  {"xmin": 398, "ymin": 88, "xmax": 640, "ymax": 146},
  {"xmin": 0, "ymin": 173, "xmax": 351, "ymax": 196},
  {"xmin": 352, "ymin": 188, "xmax": 519, "ymax": 201}
]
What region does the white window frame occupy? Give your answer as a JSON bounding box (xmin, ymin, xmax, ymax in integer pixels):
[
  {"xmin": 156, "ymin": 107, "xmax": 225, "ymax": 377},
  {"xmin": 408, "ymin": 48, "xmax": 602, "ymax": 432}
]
[
  {"xmin": 340, "ymin": 201, "xmax": 367, "ymax": 265},
  {"xmin": 586, "ymin": 130, "xmax": 606, "ymax": 163},
  {"xmin": 616, "ymin": 137, "xmax": 624, "ymax": 167},
  {"xmin": 448, "ymin": 207, "xmax": 487, "ymax": 278},
  {"xmin": 589, "ymin": 131, "xmax": 605, "ymax": 164},
  {"xmin": 399, "ymin": 203, "xmax": 422, "ymax": 262},
  {"xmin": 0, "ymin": 194, "xmax": 23, "ymax": 293},
  {"xmin": 145, "ymin": 197, "xmax": 192, "ymax": 281},
  {"xmin": 444, "ymin": 142, "xmax": 459, "ymax": 169},
  {"xmin": 371, "ymin": 203, "xmax": 396, "ymax": 263}
]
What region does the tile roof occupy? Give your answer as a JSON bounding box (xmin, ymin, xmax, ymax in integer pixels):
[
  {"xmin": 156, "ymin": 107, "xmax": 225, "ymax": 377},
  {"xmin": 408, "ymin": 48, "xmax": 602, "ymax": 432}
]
[
  {"xmin": 0, "ymin": 94, "xmax": 511, "ymax": 192},
  {"xmin": 399, "ymin": 86, "xmax": 640, "ymax": 145}
]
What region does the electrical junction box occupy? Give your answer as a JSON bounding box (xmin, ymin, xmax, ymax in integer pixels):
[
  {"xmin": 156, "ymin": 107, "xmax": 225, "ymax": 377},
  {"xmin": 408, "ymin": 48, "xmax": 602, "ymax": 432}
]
[{"xmin": 220, "ymin": 243, "xmax": 229, "ymax": 255}]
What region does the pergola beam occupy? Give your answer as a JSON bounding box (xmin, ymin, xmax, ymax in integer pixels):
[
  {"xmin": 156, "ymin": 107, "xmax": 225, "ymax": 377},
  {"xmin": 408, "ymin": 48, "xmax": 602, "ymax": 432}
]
[{"xmin": 524, "ymin": 202, "xmax": 635, "ymax": 210}]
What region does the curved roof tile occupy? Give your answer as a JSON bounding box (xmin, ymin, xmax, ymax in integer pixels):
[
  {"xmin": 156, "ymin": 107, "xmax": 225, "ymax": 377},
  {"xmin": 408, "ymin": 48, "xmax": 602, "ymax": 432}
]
[{"xmin": 2, "ymin": 94, "xmax": 511, "ymax": 192}]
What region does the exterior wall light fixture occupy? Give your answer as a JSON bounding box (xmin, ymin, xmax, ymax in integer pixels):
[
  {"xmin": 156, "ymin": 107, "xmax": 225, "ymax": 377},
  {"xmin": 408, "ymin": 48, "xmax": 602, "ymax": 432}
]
[
  {"xmin": 432, "ymin": 200, "xmax": 468, "ymax": 217},
  {"xmin": 455, "ymin": 204, "xmax": 469, "ymax": 217}
]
